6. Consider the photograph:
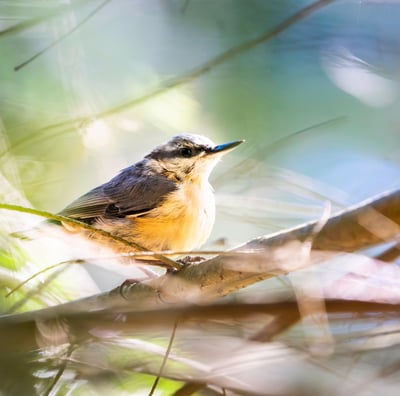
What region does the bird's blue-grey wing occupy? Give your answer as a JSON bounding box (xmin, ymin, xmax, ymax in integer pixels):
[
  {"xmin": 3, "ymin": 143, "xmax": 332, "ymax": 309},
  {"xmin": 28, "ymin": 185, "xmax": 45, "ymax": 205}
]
[
  {"xmin": 58, "ymin": 185, "xmax": 111, "ymax": 221},
  {"xmin": 59, "ymin": 165, "xmax": 176, "ymax": 223}
]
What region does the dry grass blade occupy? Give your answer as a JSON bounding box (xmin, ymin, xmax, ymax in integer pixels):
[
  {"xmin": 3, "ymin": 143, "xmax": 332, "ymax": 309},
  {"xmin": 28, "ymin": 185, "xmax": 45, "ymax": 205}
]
[
  {"xmin": 148, "ymin": 319, "xmax": 179, "ymax": 396},
  {"xmin": 5, "ymin": 259, "xmax": 85, "ymax": 298}
]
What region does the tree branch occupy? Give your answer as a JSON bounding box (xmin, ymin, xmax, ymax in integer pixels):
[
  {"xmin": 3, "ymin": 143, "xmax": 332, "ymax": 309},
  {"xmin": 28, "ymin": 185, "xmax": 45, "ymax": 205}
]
[{"xmin": 0, "ymin": 187, "xmax": 398, "ymax": 342}]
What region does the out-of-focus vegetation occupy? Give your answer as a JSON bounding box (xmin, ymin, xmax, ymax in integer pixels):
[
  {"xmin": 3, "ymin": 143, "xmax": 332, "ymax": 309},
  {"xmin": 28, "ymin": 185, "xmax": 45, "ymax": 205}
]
[{"xmin": 0, "ymin": 0, "xmax": 400, "ymax": 395}]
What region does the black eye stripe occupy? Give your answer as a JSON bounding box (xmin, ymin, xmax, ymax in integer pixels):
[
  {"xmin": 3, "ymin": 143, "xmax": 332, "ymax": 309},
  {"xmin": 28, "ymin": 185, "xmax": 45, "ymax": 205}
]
[{"xmin": 148, "ymin": 144, "xmax": 207, "ymax": 160}]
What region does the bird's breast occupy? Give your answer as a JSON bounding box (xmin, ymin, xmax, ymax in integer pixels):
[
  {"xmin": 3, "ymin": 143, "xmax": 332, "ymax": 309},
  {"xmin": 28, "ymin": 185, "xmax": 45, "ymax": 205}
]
[{"xmin": 131, "ymin": 181, "xmax": 215, "ymax": 252}]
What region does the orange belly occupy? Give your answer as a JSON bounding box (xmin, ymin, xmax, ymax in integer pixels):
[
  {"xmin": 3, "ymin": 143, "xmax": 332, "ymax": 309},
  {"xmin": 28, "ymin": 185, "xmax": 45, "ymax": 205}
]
[{"xmin": 131, "ymin": 181, "xmax": 215, "ymax": 252}]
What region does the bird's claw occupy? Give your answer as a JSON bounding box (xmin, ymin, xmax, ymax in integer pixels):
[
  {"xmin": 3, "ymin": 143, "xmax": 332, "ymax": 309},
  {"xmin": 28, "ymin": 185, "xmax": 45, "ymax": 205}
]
[
  {"xmin": 119, "ymin": 278, "xmax": 141, "ymax": 299},
  {"xmin": 177, "ymin": 255, "xmax": 206, "ymax": 265}
]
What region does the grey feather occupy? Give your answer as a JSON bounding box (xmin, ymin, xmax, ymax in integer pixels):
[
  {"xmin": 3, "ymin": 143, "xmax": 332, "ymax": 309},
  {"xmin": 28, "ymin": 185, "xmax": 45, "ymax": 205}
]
[{"xmin": 59, "ymin": 160, "xmax": 177, "ymax": 223}]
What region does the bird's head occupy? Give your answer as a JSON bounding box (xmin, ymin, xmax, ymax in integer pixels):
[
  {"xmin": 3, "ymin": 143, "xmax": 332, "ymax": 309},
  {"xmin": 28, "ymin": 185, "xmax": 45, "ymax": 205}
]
[{"xmin": 146, "ymin": 134, "xmax": 243, "ymax": 183}]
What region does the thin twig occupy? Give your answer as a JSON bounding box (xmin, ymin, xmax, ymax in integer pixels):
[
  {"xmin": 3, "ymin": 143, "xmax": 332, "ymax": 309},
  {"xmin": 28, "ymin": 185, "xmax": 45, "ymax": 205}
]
[
  {"xmin": 148, "ymin": 319, "xmax": 179, "ymax": 396},
  {"xmin": 5, "ymin": 259, "xmax": 85, "ymax": 297},
  {"xmin": 0, "ymin": 203, "xmax": 181, "ymax": 270},
  {"xmin": 6, "ymin": 265, "xmax": 69, "ymax": 313},
  {"xmin": 29, "ymin": 0, "xmax": 336, "ymax": 136},
  {"xmin": 15, "ymin": 0, "xmax": 111, "ymax": 71},
  {"xmin": 0, "ymin": 125, "xmax": 72, "ymax": 160},
  {"xmin": 43, "ymin": 343, "xmax": 75, "ymax": 396},
  {"xmin": 0, "ymin": 1, "xmax": 93, "ymax": 38}
]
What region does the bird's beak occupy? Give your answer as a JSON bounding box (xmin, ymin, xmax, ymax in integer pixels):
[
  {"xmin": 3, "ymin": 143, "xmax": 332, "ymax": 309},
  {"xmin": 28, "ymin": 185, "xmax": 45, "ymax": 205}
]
[{"xmin": 208, "ymin": 139, "xmax": 244, "ymax": 155}]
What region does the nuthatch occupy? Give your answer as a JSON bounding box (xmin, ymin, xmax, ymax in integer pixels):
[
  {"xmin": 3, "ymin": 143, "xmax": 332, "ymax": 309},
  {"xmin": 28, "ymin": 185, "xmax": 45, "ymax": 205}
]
[{"xmin": 59, "ymin": 134, "xmax": 243, "ymax": 254}]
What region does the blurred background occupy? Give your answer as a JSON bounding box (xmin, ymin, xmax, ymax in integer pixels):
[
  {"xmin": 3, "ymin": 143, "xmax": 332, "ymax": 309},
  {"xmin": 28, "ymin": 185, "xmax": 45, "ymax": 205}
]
[{"xmin": 0, "ymin": 1, "xmax": 400, "ymax": 394}]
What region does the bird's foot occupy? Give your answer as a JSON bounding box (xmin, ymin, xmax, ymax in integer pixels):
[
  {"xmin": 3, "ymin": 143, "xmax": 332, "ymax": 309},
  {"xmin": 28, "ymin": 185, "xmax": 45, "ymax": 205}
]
[
  {"xmin": 166, "ymin": 256, "xmax": 205, "ymax": 274},
  {"xmin": 119, "ymin": 278, "xmax": 141, "ymax": 299},
  {"xmin": 177, "ymin": 255, "xmax": 206, "ymax": 265}
]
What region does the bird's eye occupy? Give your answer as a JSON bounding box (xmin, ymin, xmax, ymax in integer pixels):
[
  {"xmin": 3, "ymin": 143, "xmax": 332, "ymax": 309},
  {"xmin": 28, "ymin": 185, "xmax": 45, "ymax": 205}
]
[{"xmin": 180, "ymin": 147, "xmax": 193, "ymax": 158}]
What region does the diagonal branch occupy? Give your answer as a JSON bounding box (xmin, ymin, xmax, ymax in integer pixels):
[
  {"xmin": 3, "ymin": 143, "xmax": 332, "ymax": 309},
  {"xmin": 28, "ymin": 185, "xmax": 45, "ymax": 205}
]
[
  {"xmin": 30, "ymin": 0, "xmax": 336, "ymax": 135},
  {"xmin": 0, "ymin": 187, "xmax": 398, "ymax": 331},
  {"xmin": 0, "ymin": 0, "xmax": 94, "ymax": 38},
  {"xmin": 14, "ymin": 0, "xmax": 111, "ymax": 71}
]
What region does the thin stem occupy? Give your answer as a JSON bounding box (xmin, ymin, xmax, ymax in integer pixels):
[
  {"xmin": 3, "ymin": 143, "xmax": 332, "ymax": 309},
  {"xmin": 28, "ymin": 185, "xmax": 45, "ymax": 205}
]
[
  {"xmin": 14, "ymin": 0, "xmax": 111, "ymax": 71},
  {"xmin": 0, "ymin": 203, "xmax": 181, "ymax": 270},
  {"xmin": 148, "ymin": 319, "xmax": 179, "ymax": 396}
]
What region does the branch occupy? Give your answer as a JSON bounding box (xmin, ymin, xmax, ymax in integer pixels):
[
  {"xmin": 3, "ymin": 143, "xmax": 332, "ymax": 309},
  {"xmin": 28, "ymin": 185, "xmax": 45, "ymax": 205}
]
[
  {"xmin": 1, "ymin": 299, "xmax": 400, "ymax": 353},
  {"xmin": 0, "ymin": 0, "xmax": 94, "ymax": 38},
  {"xmin": 115, "ymin": 187, "xmax": 399, "ymax": 307},
  {"xmin": 0, "ymin": 187, "xmax": 398, "ymax": 340}
]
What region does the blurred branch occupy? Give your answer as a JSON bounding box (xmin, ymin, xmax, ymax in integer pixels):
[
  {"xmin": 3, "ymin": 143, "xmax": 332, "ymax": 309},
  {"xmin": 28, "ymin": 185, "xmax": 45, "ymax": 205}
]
[
  {"xmin": 32, "ymin": 0, "xmax": 336, "ymax": 134},
  {"xmin": 0, "ymin": 187, "xmax": 399, "ymax": 352},
  {"xmin": 14, "ymin": 0, "xmax": 111, "ymax": 71},
  {"xmin": 174, "ymin": 383, "xmax": 205, "ymax": 396},
  {"xmin": 1, "ymin": 299, "xmax": 399, "ymax": 352},
  {"xmin": 375, "ymin": 243, "xmax": 400, "ymax": 262},
  {"xmin": 213, "ymin": 116, "xmax": 347, "ymax": 190},
  {"xmin": 42, "ymin": 344, "xmax": 75, "ymax": 396},
  {"xmin": 180, "ymin": 0, "xmax": 191, "ymax": 14},
  {"xmin": 0, "ymin": 0, "xmax": 94, "ymax": 38}
]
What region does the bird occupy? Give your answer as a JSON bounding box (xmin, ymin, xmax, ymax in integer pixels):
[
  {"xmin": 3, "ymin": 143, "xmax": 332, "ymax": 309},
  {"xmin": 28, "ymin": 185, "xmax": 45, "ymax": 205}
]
[{"xmin": 57, "ymin": 134, "xmax": 243, "ymax": 255}]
